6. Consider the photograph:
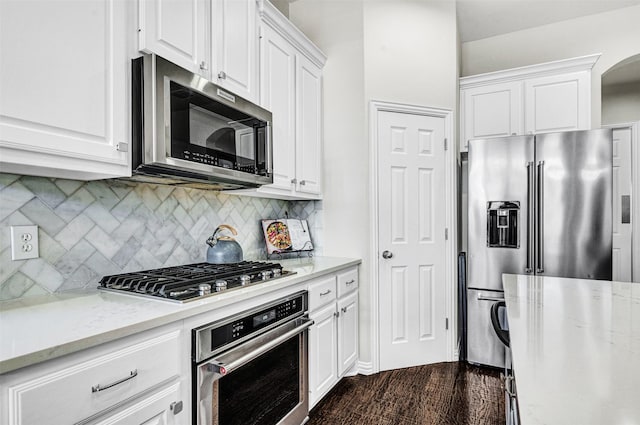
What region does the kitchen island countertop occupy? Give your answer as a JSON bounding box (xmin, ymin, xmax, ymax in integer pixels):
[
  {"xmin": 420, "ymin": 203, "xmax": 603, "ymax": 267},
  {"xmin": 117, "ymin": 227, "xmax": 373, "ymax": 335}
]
[
  {"xmin": 503, "ymin": 274, "xmax": 640, "ymax": 425},
  {"xmin": 0, "ymin": 256, "xmax": 360, "ymax": 374}
]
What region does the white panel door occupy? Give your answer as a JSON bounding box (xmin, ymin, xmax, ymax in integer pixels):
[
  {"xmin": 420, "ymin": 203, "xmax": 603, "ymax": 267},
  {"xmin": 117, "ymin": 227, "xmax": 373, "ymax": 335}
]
[
  {"xmin": 295, "ymin": 54, "xmax": 323, "ymax": 196},
  {"xmin": 378, "ymin": 110, "xmax": 448, "ymax": 371},
  {"xmin": 212, "ymin": 0, "xmax": 258, "ymax": 101},
  {"xmin": 612, "ymin": 126, "xmax": 632, "ymax": 281},
  {"xmin": 138, "ymin": 0, "xmax": 207, "ymax": 75},
  {"xmin": 524, "ymin": 71, "xmax": 590, "ymax": 134},
  {"xmin": 259, "ymin": 23, "xmax": 296, "ymax": 192},
  {"xmin": 461, "ymin": 81, "xmax": 523, "ymax": 151}
]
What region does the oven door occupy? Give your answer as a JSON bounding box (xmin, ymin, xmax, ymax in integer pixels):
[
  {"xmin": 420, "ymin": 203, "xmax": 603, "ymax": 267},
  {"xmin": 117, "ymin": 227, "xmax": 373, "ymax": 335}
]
[{"xmin": 196, "ymin": 316, "xmax": 313, "ymax": 425}]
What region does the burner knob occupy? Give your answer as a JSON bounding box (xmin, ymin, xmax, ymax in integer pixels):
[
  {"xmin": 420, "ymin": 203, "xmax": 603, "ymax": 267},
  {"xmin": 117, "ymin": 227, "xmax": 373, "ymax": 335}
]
[
  {"xmin": 215, "ymin": 280, "xmax": 227, "ymax": 291},
  {"xmin": 271, "ymin": 268, "xmax": 282, "ymax": 277},
  {"xmin": 260, "ymin": 270, "xmax": 273, "ymax": 280},
  {"xmin": 240, "ymin": 275, "xmax": 251, "ymax": 285},
  {"xmin": 199, "ymin": 283, "xmax": 211, "ymax": 296}
]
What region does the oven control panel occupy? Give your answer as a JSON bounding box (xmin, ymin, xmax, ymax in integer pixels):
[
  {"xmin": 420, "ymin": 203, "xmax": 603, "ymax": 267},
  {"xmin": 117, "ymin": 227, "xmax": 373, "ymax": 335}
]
[{"xmin": 199, "ymin": 292, "xmax": 306, "ymax": 357}]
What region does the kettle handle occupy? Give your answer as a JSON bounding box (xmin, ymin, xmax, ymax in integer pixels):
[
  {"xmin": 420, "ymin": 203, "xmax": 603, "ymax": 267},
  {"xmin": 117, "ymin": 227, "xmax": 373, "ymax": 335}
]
[
  {"xmin": 216, "ymin": 224, "xmax": 238, "ymax": 236},
  {"xmin": 206, "ymin": 224, "xmax": 239, "ymax": 247}
]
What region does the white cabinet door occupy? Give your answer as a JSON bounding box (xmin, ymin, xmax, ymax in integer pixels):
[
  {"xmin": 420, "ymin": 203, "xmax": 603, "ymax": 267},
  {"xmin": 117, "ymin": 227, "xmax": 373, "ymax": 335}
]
[
  {"xmin": 462, "ymin": 81, "xmax": 523, "ymax": 151},
  {"xmin": 138, "ymin": 0, "xmax": 208, "ymax": 75},
  {"xmin": 295, "ymin": 54, "xmax": 323, "ymax": 196},
  {"xmin": 212, "ymin": 0, "xmax": 258, "ymax": 101},
  {"xmin": 259, "ymin": 23, "xmax": 297, "ymax": 192},
  {"xmin": 0, "ymin": 0, "xmax": 131, "ymax": 180},
  {"xmin": 308, "ymin": 302, "xmax": 338, "ymax": 409},
  {"xmin": 337, "ymin": 291, "xmax": 358, "ymax": 376},
  {"xmin": 89, "ymin": 382, "xmax": 182, "ymax": 425},
  {"xmin": 524, "ymin": 71, "xmax": 590, "ymax": 134}
]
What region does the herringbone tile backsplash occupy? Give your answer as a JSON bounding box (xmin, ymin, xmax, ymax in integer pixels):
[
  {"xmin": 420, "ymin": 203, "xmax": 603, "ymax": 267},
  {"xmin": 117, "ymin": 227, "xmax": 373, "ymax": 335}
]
[{"xmin": 0, "ymin": 174, "xmax": 323, "ymax": 301}]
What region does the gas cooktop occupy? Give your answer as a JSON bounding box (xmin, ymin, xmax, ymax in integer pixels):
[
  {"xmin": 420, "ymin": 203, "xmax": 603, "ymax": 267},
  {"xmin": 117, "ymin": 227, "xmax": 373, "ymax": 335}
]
[{"xmin": 98, "ymin": 261, "xmax": 294, "ymax": 303}]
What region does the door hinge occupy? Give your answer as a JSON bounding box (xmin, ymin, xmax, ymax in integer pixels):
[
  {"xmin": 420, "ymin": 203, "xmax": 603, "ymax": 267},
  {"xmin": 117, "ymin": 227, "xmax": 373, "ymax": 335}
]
[
  {"xmin": 445, "ymin": 228, "xmax": 449, "ymax": 240},
  {"xmin": 446, "ymin": 318, "xmax": 449, "ymax": 330},
  {"xmin": 444, "ymin": 138, "xmax": 448, "ymax": 151}
]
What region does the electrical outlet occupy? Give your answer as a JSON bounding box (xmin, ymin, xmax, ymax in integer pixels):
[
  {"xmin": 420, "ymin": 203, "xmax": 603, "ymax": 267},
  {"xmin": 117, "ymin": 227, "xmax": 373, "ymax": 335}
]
[{"xmin": 10, "ymin": 225, "xmax": 39, "ymax": 260}]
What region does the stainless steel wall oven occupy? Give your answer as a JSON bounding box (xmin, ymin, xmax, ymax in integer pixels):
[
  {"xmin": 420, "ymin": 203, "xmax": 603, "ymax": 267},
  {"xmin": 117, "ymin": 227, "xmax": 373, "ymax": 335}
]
[{"xmin": 193, "ymin": 291, "xmax": 312, "ymax": 425}]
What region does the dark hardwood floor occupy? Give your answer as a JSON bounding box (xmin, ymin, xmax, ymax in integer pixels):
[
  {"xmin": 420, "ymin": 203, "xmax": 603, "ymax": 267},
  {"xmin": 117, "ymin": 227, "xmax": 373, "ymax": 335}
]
[{"xmin": 308, "ymin": 361, "xmax": 504, "ymax": 425}]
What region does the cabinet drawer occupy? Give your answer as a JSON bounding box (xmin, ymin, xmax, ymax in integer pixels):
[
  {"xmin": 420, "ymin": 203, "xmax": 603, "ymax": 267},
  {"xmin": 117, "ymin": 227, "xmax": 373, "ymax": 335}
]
[
  {"xmin": 7, "ymin": 330, "xmax": 181, "ymax": 425},
  {"xmin": 308, "ymin": 275, "xmax": 337, "ymax": 311},
  {"xmin": 337, "ymin": 267, "xmax": 358, "ymax": 298}
]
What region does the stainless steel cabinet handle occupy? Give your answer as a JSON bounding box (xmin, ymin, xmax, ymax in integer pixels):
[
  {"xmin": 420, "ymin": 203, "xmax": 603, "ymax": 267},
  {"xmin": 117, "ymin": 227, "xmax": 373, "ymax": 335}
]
[
  {"xmin": 320, "ymin": 289, "xmax": 332, "ymax": 296},
  {"xmin": 300, "ymin": 180, "xmax": 306, "ymax": 186},
  {"xmin": 199, "ymin": 61, "xmax": 208, "ymax": 71},
  {"xmin": 218, "ymin": 71, "xmax": 226, "ymax": 79},
  {"xmin": 526, "ymin": 161, "xmax": 534, "ymax": 273},
  {"xmin": 504, "ymin": 374, "xmax": 517, "ymax": 398},
  {"xmin": 92, "ymin": 369, "xmax": 138, "ymax": 393},
  {"xmin": 382, "ymin": 250, "xmax": 393, "ymax": 259},
  {"xmin": 291, "ymin": 178, "xmax": 298, "ymax": 184},
  {"xmin": 477, "ymin": 295, "xmax": 505, "ymax": 302},
  {"xmin": 334, "ymin": 311, "xmax": 340, "ymax": 318},
  {"xmin": 346, "ymin": 279, "xmax": 355, "ymax": 285},
  {"xmin": 537, "ymin": 161, "xmax": 545, "ymax": 273},
  {"xmin": 170, "ymin": 401, "xmax": 183, "ymax": 415},
  {"xmin": 341, "ymin": 307, "xmax": 348, "ymax": 313}
]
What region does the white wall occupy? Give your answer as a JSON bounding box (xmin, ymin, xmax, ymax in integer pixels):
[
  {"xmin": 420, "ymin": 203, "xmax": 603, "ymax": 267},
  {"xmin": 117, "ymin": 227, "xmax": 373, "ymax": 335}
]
[
  {"xmin": 461, "ymin": 5, "xmax": 640, "ymax": 128},
  {"xmin": 602, "ymin": 82, "xmax": 640, "ymax": 125},
  {"xmin": 290, "ymin": 0, "xmax": 458, "ymax": 366}
]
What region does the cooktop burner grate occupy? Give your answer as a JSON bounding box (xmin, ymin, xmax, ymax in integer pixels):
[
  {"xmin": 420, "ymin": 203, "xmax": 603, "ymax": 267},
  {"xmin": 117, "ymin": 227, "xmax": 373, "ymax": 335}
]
[{"xmin": 98, "ymin": 261, "xmax": 294, "ymax": 302}]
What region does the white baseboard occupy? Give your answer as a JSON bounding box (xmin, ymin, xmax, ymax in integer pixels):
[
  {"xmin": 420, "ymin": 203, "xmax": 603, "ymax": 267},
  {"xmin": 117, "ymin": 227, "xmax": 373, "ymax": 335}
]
[{"xmin": 355, "ymin": 360, "xmax": 375, "ymax": 375}]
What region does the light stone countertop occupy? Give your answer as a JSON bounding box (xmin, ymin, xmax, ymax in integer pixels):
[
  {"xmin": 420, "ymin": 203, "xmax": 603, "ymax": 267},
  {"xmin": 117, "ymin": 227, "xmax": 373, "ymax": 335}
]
[
  {"xmin": 502, "ymin": 274, "xmax": 640, "ymax": 425},
  {"xmin": 0, "ymin": 256, "xmax": 360, "ymax": 374}
]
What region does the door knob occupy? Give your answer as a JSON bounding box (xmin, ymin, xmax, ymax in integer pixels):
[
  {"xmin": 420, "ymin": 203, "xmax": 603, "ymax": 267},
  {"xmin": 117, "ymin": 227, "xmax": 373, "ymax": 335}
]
[{"xmin": 382, "ymin": 250, "xmax": 393, "ymax": 259}]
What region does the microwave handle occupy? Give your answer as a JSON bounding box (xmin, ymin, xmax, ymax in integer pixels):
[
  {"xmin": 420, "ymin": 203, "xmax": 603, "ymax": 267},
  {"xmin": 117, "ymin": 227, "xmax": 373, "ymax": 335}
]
[{"xmin": 265, "ymin": 122, "xmax": 273, "ymax": 175}]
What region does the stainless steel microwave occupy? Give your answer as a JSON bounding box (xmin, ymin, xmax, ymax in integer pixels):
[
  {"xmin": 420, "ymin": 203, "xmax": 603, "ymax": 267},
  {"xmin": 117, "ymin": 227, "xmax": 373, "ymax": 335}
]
[{"xmin": 130, "ymin": 54, "xmax": 273, "ymax": 189}]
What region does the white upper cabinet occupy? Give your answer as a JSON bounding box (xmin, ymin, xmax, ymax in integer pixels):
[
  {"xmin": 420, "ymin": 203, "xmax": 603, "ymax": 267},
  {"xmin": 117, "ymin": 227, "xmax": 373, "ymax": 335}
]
[
  {"xmin": 524, "ymin": 71, "xmax": 590, "ymax": 134},
  {"xmin": 138, "ymin": 0, "xmax": 208, "ymax": 75},
  {"xmin": 212, "ymin": 0, "xmax": 259, "ymax": 102},
  {"xmin": 233, "ymin": 0, "xmax": 326, "ymax": 200},
  {"xmin": 295, "ymin": 54, "xmax": 323, "ymax": 196},
  {"xmin": 462, "ymin": 82, "xmax": 523, "ymax": 152},
  {"xmin": 260, "ymin": 23, "xmax": 297, "ymax": 191},
  {"xmin": 459, "ymin": 54, "xmax": 599, "ymax": 152},
  {"xmin": 0, "ymin": 0, "xmax": 133, "ymax": 180}
]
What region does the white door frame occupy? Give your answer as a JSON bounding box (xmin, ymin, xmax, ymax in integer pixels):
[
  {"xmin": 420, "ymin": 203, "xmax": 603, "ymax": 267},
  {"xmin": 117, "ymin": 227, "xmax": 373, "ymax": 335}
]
[
  {"xmin": 369, "ymin": 100, "xmax": 456, "ymax": 373},
  {"xmin": 605, "ymin": 121, "xmax": 639, "ymax": 281}
]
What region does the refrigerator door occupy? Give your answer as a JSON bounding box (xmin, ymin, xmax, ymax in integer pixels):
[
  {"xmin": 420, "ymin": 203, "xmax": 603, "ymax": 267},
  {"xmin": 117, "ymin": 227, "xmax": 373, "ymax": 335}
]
[
  {"xmin": 535, "ymin": 129, "xmax": 612, "ymax": 280},
  {"xmin": 466, "ymin": 288, "xmax": 506, "ymax": 368},
  {"xmin": 468, "ymin": 135, "xmax": 535, "ymax": 290}
]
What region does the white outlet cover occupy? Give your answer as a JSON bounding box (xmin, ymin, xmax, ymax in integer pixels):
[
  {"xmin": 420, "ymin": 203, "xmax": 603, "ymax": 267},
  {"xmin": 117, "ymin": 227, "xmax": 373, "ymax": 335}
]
[{"xmin": 10, "ymin": 225, "xmax": 39, "ymax": 261}]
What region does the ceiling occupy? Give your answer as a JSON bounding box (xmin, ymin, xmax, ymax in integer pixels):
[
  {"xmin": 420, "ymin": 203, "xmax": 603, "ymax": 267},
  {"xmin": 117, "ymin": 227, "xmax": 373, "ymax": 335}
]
[{"xmin": 456, "ymin": 0, "xmax": 640, "ymax": 42}]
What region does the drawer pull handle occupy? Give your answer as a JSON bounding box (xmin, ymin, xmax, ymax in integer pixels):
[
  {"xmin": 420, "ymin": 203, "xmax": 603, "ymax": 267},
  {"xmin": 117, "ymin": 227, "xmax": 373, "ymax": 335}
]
[
  {"xmin": 341, "ymin": 307, "xmax": 348, "ymax": 313},
  {"xmin": 92, "ymin": 369, "xmax": 138, "ymax": 393},
  {"xmin": 320, "ymin": 289, "xmax": 332, "ymax": 296},
  {"xmin": 346, "ymin": 279, "xmax": 355, "ymax": 285}
]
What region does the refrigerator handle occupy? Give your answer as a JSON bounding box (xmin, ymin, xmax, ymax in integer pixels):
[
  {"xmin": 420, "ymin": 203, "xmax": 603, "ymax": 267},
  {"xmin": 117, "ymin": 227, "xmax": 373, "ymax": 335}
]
[
  {"xmin": 526, "ymin": 161, "xmax": 535, "ymax": 273},
  {"xmin": 537, "ymin": 161, "xmax": 545, "ymax": 273}
]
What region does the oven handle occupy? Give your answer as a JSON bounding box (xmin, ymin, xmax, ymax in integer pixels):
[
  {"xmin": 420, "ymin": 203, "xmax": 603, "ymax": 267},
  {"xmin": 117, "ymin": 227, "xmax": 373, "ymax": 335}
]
[{"xmin": 204, "ymin": 316, "xmax": 313, "ymax": 377}]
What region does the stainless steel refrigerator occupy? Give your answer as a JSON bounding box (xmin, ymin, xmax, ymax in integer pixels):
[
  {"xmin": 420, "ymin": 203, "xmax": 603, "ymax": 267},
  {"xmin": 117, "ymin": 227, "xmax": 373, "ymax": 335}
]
[{"xmin": 467, "ymin": 129, "xmax": 612, "ymax": 368}]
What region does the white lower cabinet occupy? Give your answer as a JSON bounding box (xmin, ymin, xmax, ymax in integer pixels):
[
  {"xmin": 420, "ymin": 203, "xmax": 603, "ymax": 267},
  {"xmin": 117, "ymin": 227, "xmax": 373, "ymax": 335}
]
[
  {"xmin": 0, "ymin": 325, "xmax": 186, "ymax": 425},
  {"xmin": 308, "ymin": 267, "xmax": 359, "ymax": 409}
]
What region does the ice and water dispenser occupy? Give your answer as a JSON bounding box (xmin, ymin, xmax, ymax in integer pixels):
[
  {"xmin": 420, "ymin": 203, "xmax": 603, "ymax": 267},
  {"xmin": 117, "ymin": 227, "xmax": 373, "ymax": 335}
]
[{"xmin": 486, "ymin": 201, "xmax": 519, "ymax": 248}]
